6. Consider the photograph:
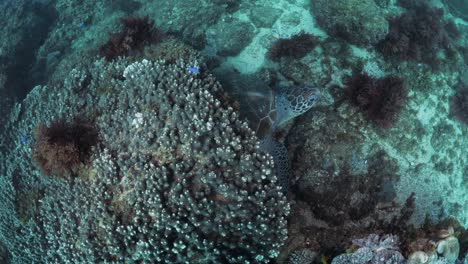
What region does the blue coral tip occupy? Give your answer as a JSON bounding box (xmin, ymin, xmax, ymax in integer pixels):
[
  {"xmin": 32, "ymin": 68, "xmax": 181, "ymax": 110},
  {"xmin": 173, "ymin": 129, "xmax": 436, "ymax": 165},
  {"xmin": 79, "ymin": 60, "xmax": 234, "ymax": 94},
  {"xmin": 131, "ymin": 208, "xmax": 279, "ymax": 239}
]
[{"xmin": 188, "ymin": 66, "xmax": 199, "ymax": 74}]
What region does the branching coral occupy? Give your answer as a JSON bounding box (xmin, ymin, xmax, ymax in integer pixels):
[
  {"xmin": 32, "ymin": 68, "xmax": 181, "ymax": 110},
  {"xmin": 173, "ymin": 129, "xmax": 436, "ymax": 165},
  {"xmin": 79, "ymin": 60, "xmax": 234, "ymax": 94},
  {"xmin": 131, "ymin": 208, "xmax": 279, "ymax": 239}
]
[
  {"xmin": 20, "ymin": 58, "xmax": 290, "ymax": 263},
  {"xmin": 32, "ymin": 117, "xmax": 98, "ymax": 176}
]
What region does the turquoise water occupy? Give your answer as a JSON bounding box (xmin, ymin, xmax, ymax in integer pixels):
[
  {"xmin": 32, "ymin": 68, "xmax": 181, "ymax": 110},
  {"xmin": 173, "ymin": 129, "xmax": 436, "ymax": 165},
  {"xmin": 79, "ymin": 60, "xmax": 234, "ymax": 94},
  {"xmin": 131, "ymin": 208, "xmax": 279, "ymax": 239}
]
[{"xmin": 0, "ymin": 0, "xmax": 466, "ymax": 263}]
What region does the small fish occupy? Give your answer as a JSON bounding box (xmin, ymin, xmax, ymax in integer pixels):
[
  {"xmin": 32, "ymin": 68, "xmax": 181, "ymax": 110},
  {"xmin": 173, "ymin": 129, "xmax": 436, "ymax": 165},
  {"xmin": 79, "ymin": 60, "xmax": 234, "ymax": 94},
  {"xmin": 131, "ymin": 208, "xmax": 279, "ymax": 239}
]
[
  {"xmin": 245, "ymin": 91, "xmax": 268, "ymax": 99},
  {"xmin": 188, "ymin": 66, "xmax": 199, "ymax": 74}
]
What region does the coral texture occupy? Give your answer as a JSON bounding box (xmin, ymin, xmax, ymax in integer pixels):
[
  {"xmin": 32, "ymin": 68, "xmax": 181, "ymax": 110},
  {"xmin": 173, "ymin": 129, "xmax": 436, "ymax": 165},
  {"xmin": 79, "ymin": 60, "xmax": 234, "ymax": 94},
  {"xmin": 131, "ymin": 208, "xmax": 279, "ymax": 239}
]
[
  {"xmin": 310, "ymin": 0, "xmax": 389, "ymax": 45},
  {"xmin": 287, "ymin": 248, "xmax": 317, "ymax": 264},
  {"xmin": 332, "ymin": 234, "xmax": 405, "ymax": 264},
  {"xmin": 0, "ymin": 58, "xmax": 289, "ymax": 263},
  {"xmin": 205, "ymin": 18, "xmax": 255, "ymax": 56},
  {"xmin": 260, "ymin": 135, "xmax": 291, "ymax": 194}
]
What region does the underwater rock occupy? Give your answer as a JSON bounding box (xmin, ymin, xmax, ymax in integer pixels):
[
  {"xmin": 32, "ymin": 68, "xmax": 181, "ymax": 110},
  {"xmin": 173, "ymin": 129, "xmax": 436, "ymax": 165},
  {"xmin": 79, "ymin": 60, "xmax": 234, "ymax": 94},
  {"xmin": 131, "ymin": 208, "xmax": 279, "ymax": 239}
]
[
  {"xmin": 99, "ymin": 16, "xmax": 164, "ymax": 61},
  {"xmin": 278, "ymin": 49, "xmax": 334, "ymax": 88},
  {"xmin": 443, "ymin": 0, "xmax": 468, "ymax": 21},
  {"xmin": 344, "ymin": 73, "xmax": 407, "ymax": 128},
  {"xmin": 310, "ymin": 0, "xmax": 389, "ymax": 46},
  {"xmin": 450, "ymin": 84, "xmax": 468, "ymax": 125},
  {"xmin": 267, "ymin": 32, "xmax": 319, "ymax": 61},
  {"xmin": 0, "ymin": 1, "xmax": 58, "ymax": 99},
  {"xmin": 377, "ymin": 0, "xmax": 459, "ymax": 70},
  {"xmin": 288, "ymin": 108, "xmax": 401, "ymax": 224},
  {"xmin": 249, "ymin": 6, "xmax": 282, "ymax": 28},
  {"xmin": 205, "ymin": 18, "xmax": 256, "ymax": 56},
  {"xmin": 0, "ymin": 242, "xmax": 8, "ymax": 264}
]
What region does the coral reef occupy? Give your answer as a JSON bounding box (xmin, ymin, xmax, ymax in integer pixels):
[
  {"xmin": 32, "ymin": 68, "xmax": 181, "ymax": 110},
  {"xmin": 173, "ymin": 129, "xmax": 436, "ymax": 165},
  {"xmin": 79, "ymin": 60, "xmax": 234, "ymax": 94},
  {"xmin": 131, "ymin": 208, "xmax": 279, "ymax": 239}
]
[
  {"xmin": 0, "ymin": 0, "xmax": 467, "ymax": 263},
  {"xmin": 0, "ymin": 242, "xmax": 7, "ymax": 264},
  {"xmin": 137, "ymin": 37, "xmax": 203, "ymax": 64},
  {"xmin": 332, "ymin": 234, "xmax": 405, "ymax": 264},
  {"xmin": 377, "ymin": 0, "xmax": 458, "ymax": 69},
  {"xmin": 213, "ymin": 68, "xmax": 321, "ymax": 195},
  {"xmin": 212, "ymin": 68, "xmax": 276, "ymax": 138},
  {"xmin": 267, "ymin": 32, "xmax": 319, "ymax": 61},
  {"xmin": 142, "ymin": 0, "xmax": 224, "ymax": 49},
  {"xmin": 99, "ymin": 17, "xmax": 163, "ymax": 61},
  {"xmin": 287, "ymin": 248, "xmax": 318, "ymax": 264},
  {"xmin": 310, "ymin": 0, "xmax": 389, "ymax": 46},
  {"xmin": 275, "ymin": 39, "xmax": 351, "ymax": 88},
  {"xmin": 332, "ymin": 230, "xmax": 464, "ymax": 263},
  {"xmin": 443, "ymin": 0, "xmax": 468, "ymax": 20},
  {"xmin": 260, "ymin": 135, "xmax": 291, "ymax": 194},
  {"xmin": 108, "ymin": 0, "xmax": 141, "ymax": 13},
  {"xmin": 293, "ymin": 147, "xmax": 402, "ymax": 225},
  {"xmin": 248, "ymin": 6, "xmax": 282, "ymax": 28},
  {"xmin": 0, "ymin": 1, "xmax": 58, "ymax": 100},
  {"xmin": 405, "ymin": 219, "xmax": 466, "ymax": 263},
  {"xmin": 436, "ymin": 227, "xmax": 460, "ymax": 263},
  {"xmin": 280, "ymin": 107, "xmax": 418, "ymax": 260},
  {"xmin": 204, "ymin": 17, "xmax": 256, "ymax": 56},
  {"xmin": 0, "ymin": 57, "xmax": 289, "ymax": 263},
  {"xmin": 208, "ymin": 0, "xmax": 240, "ymax": 13},
  {"xmin": 450, "ymin": 84, "xmax": 468, "ymax": 125},
  {"xmin": 0, "ymin": 176, "xmax": 19, "ymax": 263},
  {"xmin": 344, "ymin": 73, "xmax": 407, "ymax": 128}
]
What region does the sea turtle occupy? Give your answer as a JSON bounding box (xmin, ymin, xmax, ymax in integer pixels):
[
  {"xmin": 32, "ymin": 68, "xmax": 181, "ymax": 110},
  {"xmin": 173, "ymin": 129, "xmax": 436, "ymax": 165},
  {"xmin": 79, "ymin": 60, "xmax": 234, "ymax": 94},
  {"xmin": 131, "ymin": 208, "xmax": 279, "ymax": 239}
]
[{"xmin": 214, "ymin": 68, "xmax": 320, "ymax": 193}]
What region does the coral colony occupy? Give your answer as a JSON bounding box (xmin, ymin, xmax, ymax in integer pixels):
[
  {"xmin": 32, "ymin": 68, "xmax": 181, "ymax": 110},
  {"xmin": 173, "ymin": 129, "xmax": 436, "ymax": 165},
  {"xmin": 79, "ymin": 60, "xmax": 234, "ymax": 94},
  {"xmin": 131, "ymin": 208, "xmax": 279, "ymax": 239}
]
[{"xmin": 0, "ymin": 0, "xmax": 467, "ymax": 263}]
